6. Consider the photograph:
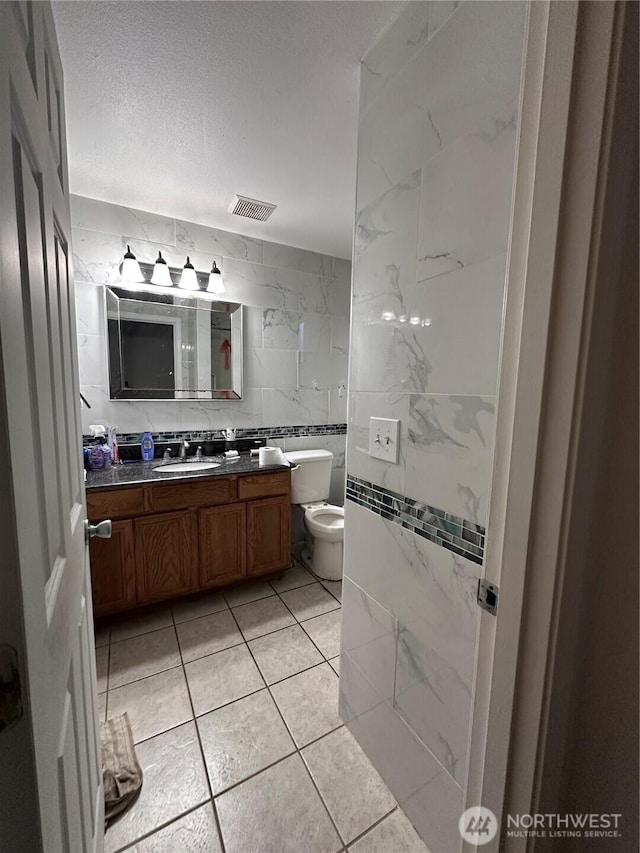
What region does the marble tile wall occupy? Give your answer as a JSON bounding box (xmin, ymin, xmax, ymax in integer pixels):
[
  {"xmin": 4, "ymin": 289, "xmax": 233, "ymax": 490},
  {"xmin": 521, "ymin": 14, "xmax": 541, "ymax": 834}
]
[
  {"xmin": 340, "ymin": 2, "xmax": 527, "ymax": 851},
  {"xmin": 71, "ymin": 195, "xmax": 351, "ymax": 501}
]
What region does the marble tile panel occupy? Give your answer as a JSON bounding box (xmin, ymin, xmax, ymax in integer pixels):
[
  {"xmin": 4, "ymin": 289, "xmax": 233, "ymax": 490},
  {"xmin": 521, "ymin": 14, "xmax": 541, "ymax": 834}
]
[
  {"xmin": 222, "ymin": 258, "xmax": 304, "ymax": 312},
  {"xmin": 299, "ymin": 274, "xmax": 330, "ymax": 315},
  {"xmin": 301, "ymin": 608, "xmax": 342, "ymax": 660},
  {"xmin": 109, "ymin": 627, "xmax": 181, "ymax": 690},
  {"xmin": 262, "ymin": 309, "xmax": 301, "ymax": 350},
  {"xmin": 171, "ymin": 590, "xmax": 229, "ymax": 624},
  {"xmin": 302, "ymin": 726, "xmax": 396, "ymax": 844},
  {"xmin": 176, "ymin": 609, "xmax": 244, "ymax": 663},
  {"xmin": 104, "ymin": 722, "xmax": 209, "ymax": 853},
  {"xmin": 185, "ymin": 644, "xmax": 265, "ymax": 716},
  {"xmin": 346, "ymin": 391, "xmax": 409, "ymax": 494},
  {"xmin": 70, "ymin": 195, "xmax": 176, "ymax": 245},
  {"xmin": 262, "ymin": 388, "xmax": 329, "ymax": 427},
  {"xmin": 242, "ymin": 305, "xmax": 264, "ymax": 350},
  {"xmin": 71, "ymin": 227, "xmax": 125, "ymax": 285},
  {"xmin": 343, "ymin": 502, "xmax": 479, "ymax": 685},
  {"xmin": 232, "ymin": 595, "xmax": 296, "ymax": 641},
  {"xmin": 127, "ymin": 803, "xmax": 222, "ymax": 853},
  {"xmin": 177, "ymin": 389, "xmax": 264, "ymax": 431},
  {"xmin": 280, "ymin": 583, "xmax": 341, "ymax": 622},
  {"xmin": 77, "ymin": 333, "xmax": 107, "ymax": 389},
  {"xmin": 109, "ymin": 606, "xmax": 173, "ymax": 644},
  {"xmin": 298, "ymin": 351, "xmax": 348, "ymax": 391},
  {"xmin": 215, "ymin": 753, "xmax": 341, "ymax": 853},
  {"xmin": 75, "ymin": 280, "xmax": 104, "ymax": 336},
  {"xmin": 397, "ymin": 0, "xmax": 526, "ymax": 154},
  {"xmin": 341, "ymin": 578, "xmax": 397, "ymax": 702},
  {"xmin": 394, "ymin": 619, "xmax": 472, "ymax": 786},
  {"xmin": 339, "ymin": 653, "xmax": 439, "ymax": 805},
  {"xmin": 263, "ymin": 241, "xmax": 332, "ymax": 277},
  {"xmin": 244, "ymin": 348, "xmax": 298, "ymax": 390},
  {"xmin": 349, "ymin": 808, "xmax": 430, "ymax": 853},
  {"xmin": 360, "ymin": 2, "xmax": 432, "ymax": 116},
  {"xmin": 405, "ymin": 394, "xmax": 495, "ymax": 526},
  {"xmin": 176, "ymin": 219, "xmax": 263, "ymax": 263},
  {"xmin": 106, "ymin": 667, "xmax": 192, "ymax": 744},
  {"xmin": 299, "ymin": 312, "xmax": 332, "ymax": 353},
  {"xmin": 330, "ymin": 315, "xmax": 350, "ymax": 356},
  {"xmin": 271, "ymin": 662, "xmax": 341, "ymax": 748},
  {"xmin": 198, "ymin": 689, "xmax": 295, "ymax": 794},
  {"xmin": 328, "ymin": 386, "xmax": 348, "ymax": 427},
  {"xmin": 248, "ymin": 624, "xmax": 323, "ymax": 685},
  {"xmin": 416, "ymin": 102, "xmax": 519, "ymax": 283}
]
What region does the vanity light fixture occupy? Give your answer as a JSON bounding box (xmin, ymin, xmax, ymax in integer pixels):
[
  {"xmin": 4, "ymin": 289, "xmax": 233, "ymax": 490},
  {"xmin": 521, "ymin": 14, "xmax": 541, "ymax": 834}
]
[
  {"xmin": 117, "ymin": 250, "xmax": 230, "ymax": 301},
  {"xmin": 150, "ymin": 251, "xmax": 172, "ymax": 286},
  {"xmin": 207, "ymin": 260, "xmax": 225, "ymax": 294},
  {"xmin": 120, "ymin": 245, "xmax": 144, "ymax": 283},
  {"xmin": 179, "ymin": 256, "xmax": 199, "ymax": 291}
]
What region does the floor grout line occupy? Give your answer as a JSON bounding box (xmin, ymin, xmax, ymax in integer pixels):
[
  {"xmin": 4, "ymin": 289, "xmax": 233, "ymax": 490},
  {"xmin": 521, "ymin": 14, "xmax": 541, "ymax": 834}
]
[
  {"xmin": 225, "ymin": 603, "xmax": 347, "ymax": 849},
  {"xmin": 170, "ymin": 606, "xmax": 227, "ymax": 853},
  {"xmin": 100, "ymin": 564, "xmax": 369, "ymax": 853}
]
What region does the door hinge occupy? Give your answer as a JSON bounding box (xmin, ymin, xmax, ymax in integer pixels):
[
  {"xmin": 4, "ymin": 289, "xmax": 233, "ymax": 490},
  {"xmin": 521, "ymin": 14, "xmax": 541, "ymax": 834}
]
[{"xmin": 477, "ymin": 578, "xmax": 499, "ymax": 616}]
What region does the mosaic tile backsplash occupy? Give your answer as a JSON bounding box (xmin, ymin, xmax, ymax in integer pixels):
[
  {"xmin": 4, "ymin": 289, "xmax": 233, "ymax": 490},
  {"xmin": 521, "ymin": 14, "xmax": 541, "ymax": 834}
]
[{"xmin": 346, "ymin": 474, "xmax": 484, "ymax": 565}]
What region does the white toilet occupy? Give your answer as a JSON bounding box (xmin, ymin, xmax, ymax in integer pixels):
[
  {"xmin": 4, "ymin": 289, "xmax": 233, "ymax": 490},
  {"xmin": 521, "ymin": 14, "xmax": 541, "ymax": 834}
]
[{"xmin": 285, "ymin": 449, "xmax": 344, "ymax": 581}]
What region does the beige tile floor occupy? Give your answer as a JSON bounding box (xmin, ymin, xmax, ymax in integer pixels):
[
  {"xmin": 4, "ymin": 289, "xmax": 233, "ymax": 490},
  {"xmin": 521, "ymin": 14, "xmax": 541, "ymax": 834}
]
[{"xmin": 95, "ymin": 563, "xmax": 429, "ymax": 853}]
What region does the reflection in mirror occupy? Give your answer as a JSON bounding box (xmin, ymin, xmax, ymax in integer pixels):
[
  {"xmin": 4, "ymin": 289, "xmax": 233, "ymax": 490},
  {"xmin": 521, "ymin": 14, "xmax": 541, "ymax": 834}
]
[{"xmin": 105, "ymin": 287, "xmax": 243, "ymax": 400}]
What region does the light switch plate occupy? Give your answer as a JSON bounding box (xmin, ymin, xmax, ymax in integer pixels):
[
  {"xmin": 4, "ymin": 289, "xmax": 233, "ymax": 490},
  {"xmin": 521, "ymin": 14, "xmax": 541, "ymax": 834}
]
[{"xmin": 369, "ymin": 417, "xmax": 400, "ymax": 463}]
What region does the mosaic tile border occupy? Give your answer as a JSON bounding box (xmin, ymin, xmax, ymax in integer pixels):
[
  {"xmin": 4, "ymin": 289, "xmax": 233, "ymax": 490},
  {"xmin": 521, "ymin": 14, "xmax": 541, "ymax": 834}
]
[
  {"xmin": 346, "ymin": 474, "xmax": 485, "ymax": 565},
  {"xmin": 83, "ymin": 423, "xmax": 347, "ymax": 446}
]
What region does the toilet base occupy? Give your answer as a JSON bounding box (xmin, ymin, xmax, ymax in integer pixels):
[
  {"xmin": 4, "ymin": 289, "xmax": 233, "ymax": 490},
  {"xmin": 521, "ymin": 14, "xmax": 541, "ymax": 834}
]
[{"xmin": 300, "ymin": 538, "xmax": 343, "ymax": 582}]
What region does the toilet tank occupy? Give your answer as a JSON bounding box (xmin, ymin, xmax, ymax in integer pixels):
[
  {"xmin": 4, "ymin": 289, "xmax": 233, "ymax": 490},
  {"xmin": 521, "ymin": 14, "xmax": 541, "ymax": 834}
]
[{"xmin": 285, "ymin": 449, "xmax": 333, "ymax": 504}]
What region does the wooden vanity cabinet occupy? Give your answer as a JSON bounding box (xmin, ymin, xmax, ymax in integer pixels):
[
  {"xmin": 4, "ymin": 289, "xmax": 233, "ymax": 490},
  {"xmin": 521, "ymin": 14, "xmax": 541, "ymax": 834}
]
[
  {"xmin": 89, "ymin": 519, "xmax": 136, "ymax": 618},
  {"xmin": 87, "ymin": 469, "xmax": 291, "ymax": 616}
]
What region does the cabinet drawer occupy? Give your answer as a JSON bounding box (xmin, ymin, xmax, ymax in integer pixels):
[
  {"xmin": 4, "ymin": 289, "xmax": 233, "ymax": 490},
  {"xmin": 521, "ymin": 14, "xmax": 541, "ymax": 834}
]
[
  {"xmin": 151, "ymin": 476, "xmax": 237, "ymax": 512},
  {"xmin": 87, "ymin": 487, "xmax": 144, "ymax": 521},
  {"xmin": 238, "ymin": 471, "xmax": 290, "ymax": 500}
]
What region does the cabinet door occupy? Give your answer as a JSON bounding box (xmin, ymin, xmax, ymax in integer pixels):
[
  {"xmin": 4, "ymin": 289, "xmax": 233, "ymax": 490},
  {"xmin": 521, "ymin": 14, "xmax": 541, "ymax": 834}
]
[
  {"xmin": 89, "ymin": 519, "xmax": 136, "ymax": 617},
  {"xmin": 247, "ymin": 495, "xmax": 291, "ymax": 576},
  {"xmin": 134, "ymin": 510, "xmax": 197, "ymax": 604},
  {"xmin": 199, "ymin": 503, "xmax": 246, "ymax": 588}
]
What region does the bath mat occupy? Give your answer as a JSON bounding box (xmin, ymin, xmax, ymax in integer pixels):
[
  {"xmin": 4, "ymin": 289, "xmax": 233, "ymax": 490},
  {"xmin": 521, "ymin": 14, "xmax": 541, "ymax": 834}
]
[{"xmin": 100, "ymin": 712, "xmax": 143, "ymax": 828}]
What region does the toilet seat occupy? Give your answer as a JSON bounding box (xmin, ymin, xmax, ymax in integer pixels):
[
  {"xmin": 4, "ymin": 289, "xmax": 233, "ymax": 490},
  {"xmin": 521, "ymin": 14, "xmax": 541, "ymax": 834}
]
[{"xmin": 304, "ymin": 503, "xmax": 344, "ymax": 542}]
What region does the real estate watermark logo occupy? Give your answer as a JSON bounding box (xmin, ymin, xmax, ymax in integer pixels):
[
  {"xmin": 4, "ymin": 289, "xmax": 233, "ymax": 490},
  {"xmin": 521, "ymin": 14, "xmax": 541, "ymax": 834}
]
[
  {"xmin": 459, "ymin": 806, "xmax": 498, "ymax": 845},
  {"xmin": 459, "ymin": 808, "xmax": 623, "ymax": 844}
]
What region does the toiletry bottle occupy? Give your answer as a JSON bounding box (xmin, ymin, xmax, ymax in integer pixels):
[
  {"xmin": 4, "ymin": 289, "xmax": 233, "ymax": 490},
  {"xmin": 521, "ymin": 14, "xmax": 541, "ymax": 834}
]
[
  {"xmin": 141, "ymin": 431, "xmax": 155, "ymax": 462},
  {"xmin": 107, "ymin": 426, "xmax": 119, "ymax": 465},
  {"xmin": 88, "ymin": 425, "xmax": 112, "ymax": 470}
]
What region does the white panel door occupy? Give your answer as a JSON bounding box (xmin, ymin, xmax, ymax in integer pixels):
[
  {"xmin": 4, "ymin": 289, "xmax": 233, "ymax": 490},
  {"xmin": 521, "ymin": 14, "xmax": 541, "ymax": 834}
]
[{"xmin": 0, "ymin": 3, "xmax": 103, "ymax": 852}]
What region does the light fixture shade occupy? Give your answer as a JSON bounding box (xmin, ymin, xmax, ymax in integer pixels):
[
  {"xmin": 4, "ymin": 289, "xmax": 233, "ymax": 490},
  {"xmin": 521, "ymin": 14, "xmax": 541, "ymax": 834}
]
[
  {"xmin": 120, "ymin": 245, "xmax": 144, "ymax": 283},
  {"xmin": 179, "ymin": 256, "xmax": 198, "ymax": 290},
  {"xmin": 207, "ymin": 260, "xmax": 225, "ymax": 294},
  {"xmin": 151, "ymin": 251, "xmax": 172, "ymax": 286}
]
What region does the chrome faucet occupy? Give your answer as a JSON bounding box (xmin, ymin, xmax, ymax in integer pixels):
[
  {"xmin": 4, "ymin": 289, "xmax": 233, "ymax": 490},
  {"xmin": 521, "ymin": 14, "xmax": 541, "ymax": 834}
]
[
  {"xmin": 180, "ymin": 439, "xmax": 189, "ymax": 459},
  {"xmin": 195, "ymin": 446, "xmax": 203, "ymax": 460},
  {"xmin": 163, "ymin": 448, "xmax": 172, "ymax": 461}
]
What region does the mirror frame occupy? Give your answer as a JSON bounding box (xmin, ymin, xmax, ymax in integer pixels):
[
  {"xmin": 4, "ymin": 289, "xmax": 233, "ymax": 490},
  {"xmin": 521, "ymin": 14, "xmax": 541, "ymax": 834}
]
[{"xmin": 103, "ymin": 286, "xmax": 244, "ymax": 401}]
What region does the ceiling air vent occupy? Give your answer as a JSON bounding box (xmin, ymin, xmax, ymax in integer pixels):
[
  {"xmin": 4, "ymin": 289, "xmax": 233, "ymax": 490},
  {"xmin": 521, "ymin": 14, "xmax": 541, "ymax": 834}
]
[{"xmin": 228, "ymin": 195, "xmax": 277, "ymax": 222}]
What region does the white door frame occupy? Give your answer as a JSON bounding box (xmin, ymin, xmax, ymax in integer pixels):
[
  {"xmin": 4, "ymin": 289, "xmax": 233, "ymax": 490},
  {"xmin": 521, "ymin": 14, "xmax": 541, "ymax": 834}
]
[{"xmin": 464, "ymin": 1, "xmax": 635, "ymax": 848}]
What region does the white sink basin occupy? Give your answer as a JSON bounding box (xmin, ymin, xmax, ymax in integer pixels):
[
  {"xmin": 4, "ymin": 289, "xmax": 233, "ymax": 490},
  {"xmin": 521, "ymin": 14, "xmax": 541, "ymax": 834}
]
[{"xmin": 154, "ymin": 462, "xmax": 221, "ymax": 474}]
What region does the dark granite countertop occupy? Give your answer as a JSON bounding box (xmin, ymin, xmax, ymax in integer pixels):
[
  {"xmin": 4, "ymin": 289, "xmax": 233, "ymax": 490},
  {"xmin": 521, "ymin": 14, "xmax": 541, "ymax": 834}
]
[{"xmin": 85, "ymin": 455, "xmax": 291, "ymax": 490}]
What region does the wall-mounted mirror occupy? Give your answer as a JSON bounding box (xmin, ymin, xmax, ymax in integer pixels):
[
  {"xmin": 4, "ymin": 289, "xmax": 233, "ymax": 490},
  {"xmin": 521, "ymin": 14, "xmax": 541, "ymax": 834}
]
[{"xmin": 105, "ymin": 287, "xmax": 243, "ymax": 400}]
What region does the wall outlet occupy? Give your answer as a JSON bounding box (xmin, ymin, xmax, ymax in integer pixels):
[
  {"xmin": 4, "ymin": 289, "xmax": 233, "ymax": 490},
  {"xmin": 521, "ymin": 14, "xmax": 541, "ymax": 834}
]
[{"xmin": 369, "ymin": 417, "xmax": 400, "ymax": 463}]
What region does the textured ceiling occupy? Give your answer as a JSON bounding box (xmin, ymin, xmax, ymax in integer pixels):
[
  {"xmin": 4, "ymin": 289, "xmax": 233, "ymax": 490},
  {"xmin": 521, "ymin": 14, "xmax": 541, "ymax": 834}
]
[{"xmin": 52, "ymin": 1, "xmax": 401, "ymax": 259}]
